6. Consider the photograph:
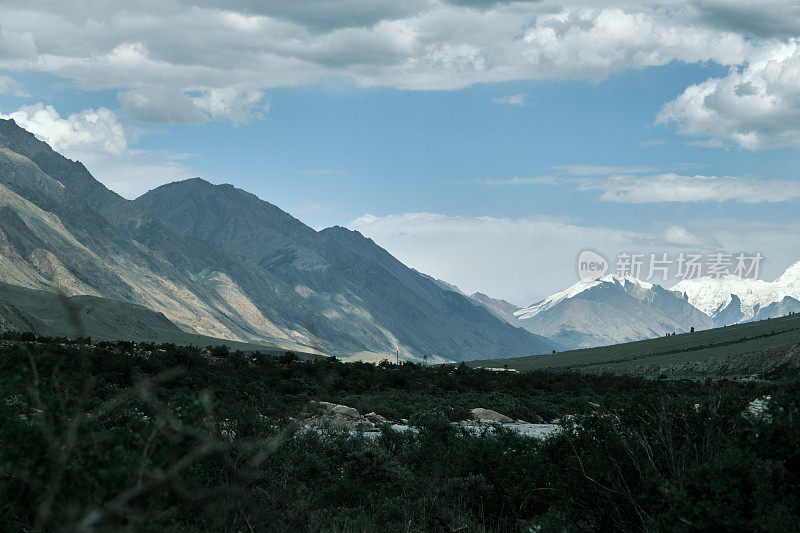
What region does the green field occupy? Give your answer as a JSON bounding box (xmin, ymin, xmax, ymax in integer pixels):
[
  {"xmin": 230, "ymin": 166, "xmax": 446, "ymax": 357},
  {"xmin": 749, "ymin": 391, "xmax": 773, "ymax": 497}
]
[{"xmin": 470, "ymin": 313, "xmax": 800, "ymax": 376}]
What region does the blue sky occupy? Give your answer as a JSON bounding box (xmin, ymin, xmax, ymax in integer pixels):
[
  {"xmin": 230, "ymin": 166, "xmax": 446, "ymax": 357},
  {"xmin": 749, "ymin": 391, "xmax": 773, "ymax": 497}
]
[{"xmin": 2, "ymin": 1, "xmax": 800, "ymax": 304}]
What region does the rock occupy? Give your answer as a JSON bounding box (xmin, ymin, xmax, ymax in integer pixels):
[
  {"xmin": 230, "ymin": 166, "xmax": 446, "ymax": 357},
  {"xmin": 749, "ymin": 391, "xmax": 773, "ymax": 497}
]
[
  {"xmin": 304, "ymin": 413, "xmax": 360, "ymax": 430},
  {"xmin": 588, "ymin": 402, "xmax": 601, "ymax": 409},
  {"xmin": 364, "ymin": 412, "xmax": 389, "ymax": 424},
  {"xmin": 470, "ymin": 408, "xmax": 514, "ymax": 425},
  {"xmin": 356, "ymin": 421, "xmax": 377, "ymax": 432},
  {"xmin": 746, "ymin": 396, "xmax": 771, "ymax": 420},
  {"xmin": 313, "ymin": 401, "xmax": 360, "ymax": 419}
]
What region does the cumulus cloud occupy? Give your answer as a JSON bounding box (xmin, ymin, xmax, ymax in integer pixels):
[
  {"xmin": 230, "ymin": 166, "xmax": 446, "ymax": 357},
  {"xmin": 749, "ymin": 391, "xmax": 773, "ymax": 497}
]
[
  {"xmin": 1, "ymin": 103, "xmax": 128, "ymax": 156},
  {"xmin": 0, "ymin": 1, "xmax": 762, "ymax": 120},
  {"xmin": 190, "ymin": 88, "xmax": 270, "ymax": 125},
  {"xmin": 118, "ymin": 88, "xmax": 208, "ymax": 124},
  {"xmin": 690, "ymin": 0, "xmax": 800, "ymax": 39},
  {"xmin": 0, "ymin": 103, "xmax": 196, "ymax": 198},
  {"xmin": 658, "ymin": 42, "xmax": 800, "ymax": 150},
  {"xmin": 0, "ymin": 1, "xmax": 796, "ymax": 151}
]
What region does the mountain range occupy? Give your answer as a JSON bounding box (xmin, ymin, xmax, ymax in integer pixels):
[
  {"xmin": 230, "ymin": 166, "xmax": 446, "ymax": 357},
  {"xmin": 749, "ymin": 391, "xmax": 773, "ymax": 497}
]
[
  {"xmin": 3, "ymin": 117, "xmax": 798, "ymax": 357},
  {"xmin": 513, "ymin": 276, "xmax": 715, "ymax": 348},
  {"xmin": 674, "ymin": 264, "xmax": 800, "ymax": 325},
  {"xmin": 0, "ymin": 118, "xmax": 557, "ymax": 362},
  {"xmin": 472, "ymin": 265, "xmax": 800, "ymax": 350}
]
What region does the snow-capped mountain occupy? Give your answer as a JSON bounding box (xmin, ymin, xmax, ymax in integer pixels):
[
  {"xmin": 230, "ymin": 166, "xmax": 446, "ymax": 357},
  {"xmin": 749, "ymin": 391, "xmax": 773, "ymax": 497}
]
[
  {"xmin": 515, "ymin": 275, "xmax": 654, "ymax": 321},
  {"xmin": 513, "ymin": 275, "xmax": 714, "ymax": 349},
  {"xmin": 674, "ymin": 262, "xmax": 800, "ymax": 325}
]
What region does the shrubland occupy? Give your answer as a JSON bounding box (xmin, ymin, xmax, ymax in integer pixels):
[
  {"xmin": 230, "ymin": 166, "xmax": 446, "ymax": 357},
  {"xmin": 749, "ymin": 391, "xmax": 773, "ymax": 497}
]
[{"xmin": 1, "ymin": 336, "xmax": 798, "ymax": 531}]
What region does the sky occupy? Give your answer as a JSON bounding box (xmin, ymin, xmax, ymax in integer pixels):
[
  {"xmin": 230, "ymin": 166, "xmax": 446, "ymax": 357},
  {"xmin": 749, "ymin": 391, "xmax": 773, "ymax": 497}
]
[{"xmin": 1, "ymin": 0, "xmax": 800, "ymax": 305}]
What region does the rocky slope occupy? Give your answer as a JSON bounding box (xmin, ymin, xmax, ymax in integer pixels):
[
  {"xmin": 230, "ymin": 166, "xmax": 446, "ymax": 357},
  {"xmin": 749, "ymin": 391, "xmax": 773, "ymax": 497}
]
[{"xmin": 133, "ymin": 178, "xmax": 557, "ymax": 361}]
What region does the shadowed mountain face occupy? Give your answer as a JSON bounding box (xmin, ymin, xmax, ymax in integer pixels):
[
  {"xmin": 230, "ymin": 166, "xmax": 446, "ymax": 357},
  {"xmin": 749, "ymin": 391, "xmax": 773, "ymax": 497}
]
[{"xmin": 0, "ymin": 118, "xmax": 556, "ymax": 361}]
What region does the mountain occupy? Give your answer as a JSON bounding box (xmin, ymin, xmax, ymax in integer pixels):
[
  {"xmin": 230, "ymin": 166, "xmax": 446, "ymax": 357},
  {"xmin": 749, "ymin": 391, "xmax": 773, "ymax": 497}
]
[
  {"xmin": 0, "ymin": 281, "xmax": 189, "ymax": 342},
  {"xmin": 469, "ymin": 292, "xmax": 524, "ymax": 326},
  {"xmin": 0, "ymin": 118, "xmax": 556, "ymax": 361},
  {"xmin": 132, "ymin": 178, "xmax": 557, "ymax": 361},
  {"xmin": 674, "ymin": 262, "xmax": 800, "ymax": 325},
  {"xmin": 414, "ymin": 274, "xmax": 526, "ymax": 326},
  {"xmin": 512, "ymin": 275, "xmax": 714, "ymax": 349},
  {"xmin": 0, "ymin": 137, "xmax": 299, "ymax": 346}
]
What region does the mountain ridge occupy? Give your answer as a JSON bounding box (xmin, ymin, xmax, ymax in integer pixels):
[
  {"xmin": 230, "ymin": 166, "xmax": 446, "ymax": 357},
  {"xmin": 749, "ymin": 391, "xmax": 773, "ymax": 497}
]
[
  {"xmin": 511, "ymin": 275, "xmax": 714, "ymax": 349},
  {"xmin": 0, "ymin": 118, "xmax": 557, "ymax": 361}
]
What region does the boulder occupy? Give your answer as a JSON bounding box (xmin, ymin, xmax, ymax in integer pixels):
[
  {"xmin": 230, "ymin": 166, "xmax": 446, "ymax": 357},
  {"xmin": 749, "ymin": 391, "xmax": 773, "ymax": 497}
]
[
  {"xmin": 364, "ymin": 412, "xmax": 389, "ymax": 424},
  {"xmin": 470, "ymin": 408, "xmax": 514, "ymax": 424},
  {"xmin": 313, "ymin": 401, "xmax": 360, "ymax": 419},
  {"xmin": 356, "ymin": 421, "xmax": 378, "ymax": 432}
]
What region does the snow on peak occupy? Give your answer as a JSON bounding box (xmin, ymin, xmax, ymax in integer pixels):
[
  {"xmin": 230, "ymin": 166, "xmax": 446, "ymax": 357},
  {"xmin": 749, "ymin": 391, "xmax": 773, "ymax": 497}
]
[
  {"xmin": 599, "ymin": 274, "xmax": 653, "ymax": 290},
  {"xmin": 674, "ymin": 262, "xmax": 800, "ymax": 319},
  {"xmin": 514, "ymin": 274, "xmax": 653, "ymax": 320},
  {"xmin": 777, "ymin": 261, "xmax": 800, "ymax": 283}
]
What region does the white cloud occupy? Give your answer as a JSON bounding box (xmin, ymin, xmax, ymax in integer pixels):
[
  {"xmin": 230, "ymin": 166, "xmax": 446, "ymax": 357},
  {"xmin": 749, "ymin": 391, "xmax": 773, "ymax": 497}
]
[
  {"xmin": 349, "ymin": 211, "xmax": 800, "ymax": 303},
  {"xmin": 190, "ymin": 87, "xmax": 270, "ymax": 125},
  {"xmin": 661, "ymin": 225, "xmax": 719, "ymax": 248},
  {"xmin": 0, "ymin": 1, "xmax": 796, "ymax": 152},
  {"xmin": 481, "ymin": 167, "xmax": 800, "ymax": 204},
  {"xmin": 1, "ymin": 103, "xmax": 128, "ymax": 156},
  {"xmin": 582, "ymin": 173, "xmax": 800, "ymax": 203},
  {"xmin": 493, "ymin": 93, "xmax": 527, "ymax": 106},
  {"xmin": 690, "ymin": 0, "xmax": 800, "ymax": 39},
  {"xmin": 479, "ymin": 176, "xmax": 557, "ymax": 185},
  {"xmin": 551, "ymin": 164, "xmax": 658, "ymax": 176},
  {"xmin": 658, "ymin": 42, "xmax": 800, "ymax": 150},
  {"xmin": 0, "ymin": 103, "xmax": 196, "ymax": 198},
  {"xmin": 0, "ymin": 1, "xmax": 763, "ymax": 122},
  {"xmin": 0, "ymin": 75, "xmax": 28, "ymax": 96},
  {"xmin": 118, "ymin": 88, "xmax": 208, "ymax": 124}
]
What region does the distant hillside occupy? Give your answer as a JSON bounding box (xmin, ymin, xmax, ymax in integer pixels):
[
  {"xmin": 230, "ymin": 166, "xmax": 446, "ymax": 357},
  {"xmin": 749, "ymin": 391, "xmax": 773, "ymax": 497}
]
[
  {"xmin": 470, "ymin": 312, "xmax": 800, "ymax": 378},
  {"xmin": 469, "ymin": 292, "xmax": 524, "ymax": 326}
]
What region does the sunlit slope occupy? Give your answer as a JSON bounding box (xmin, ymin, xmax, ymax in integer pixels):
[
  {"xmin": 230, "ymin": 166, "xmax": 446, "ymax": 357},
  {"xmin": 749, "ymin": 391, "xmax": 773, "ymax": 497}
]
[{"xmin": 0, "ymin": 281, "xmax": 309, "ymax": 352}]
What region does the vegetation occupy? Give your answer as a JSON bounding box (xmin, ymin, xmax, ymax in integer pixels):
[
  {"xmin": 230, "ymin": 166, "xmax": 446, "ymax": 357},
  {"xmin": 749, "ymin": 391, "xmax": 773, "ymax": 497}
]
[
  {"xmin": 472, "ymin": 312, "xmax": 800, "ymax": 377},
  {"xmin": 1, "ymin": 336, "xmax": 799, "ymax": 531}
]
